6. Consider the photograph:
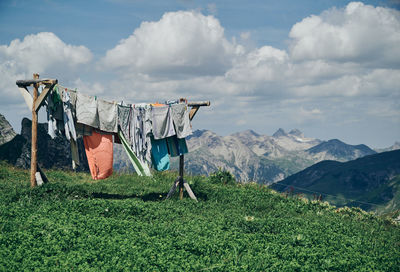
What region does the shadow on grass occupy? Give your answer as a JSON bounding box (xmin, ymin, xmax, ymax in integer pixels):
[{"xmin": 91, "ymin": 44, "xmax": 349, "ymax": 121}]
[
  {"xmin": 91, "ymin": 192, "xmax": 167, "ymax": 202},
  {"xmin": 91, "ymin": 190, "xmax": 208, "ymax": 202}
]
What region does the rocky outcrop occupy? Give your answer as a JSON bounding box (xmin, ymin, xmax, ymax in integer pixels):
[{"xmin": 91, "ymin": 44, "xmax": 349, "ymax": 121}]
[
  {"xmin": 0, "ymin": 118, "xmax": 88, "ymax": 171},
  {"xmin": 0, "ymin": 114, "xmax": 16, "ymax": 145}
]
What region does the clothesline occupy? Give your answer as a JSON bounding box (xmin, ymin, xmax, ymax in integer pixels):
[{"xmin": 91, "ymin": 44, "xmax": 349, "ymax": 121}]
[
  {"xmin": 16, "ymin": 75, "xmax": 209, "ymax": 201},
  {"xmin": 44, "ymin": 83, "xmax": 200, "ymax": 180}
]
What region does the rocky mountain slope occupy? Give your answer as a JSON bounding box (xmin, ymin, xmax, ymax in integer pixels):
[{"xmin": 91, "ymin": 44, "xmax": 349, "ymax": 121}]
[
  {"xmin": 0, "ymin": 113, "xmax": 16, "ymax": 145},
  {"xmin": 307, "ymin": 139, "xmax": 376, "ymax": 161},
  {"xmin": 0, "ymin": 118, "xmax": 88, "ymax": 171},
  {"xmin": 270, "ymin": 150, "xmax": 400, "ymax": 213},
  {"xmin": 178, "ymin": 128, "xmax": 382, "ymax": 184},
  {"xmin": 375, "ymin": 142, "xmax": 400, "ymax": 153}
]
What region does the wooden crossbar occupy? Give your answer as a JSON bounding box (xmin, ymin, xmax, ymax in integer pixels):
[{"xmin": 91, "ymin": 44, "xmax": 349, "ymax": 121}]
[{"xmin": 16, "ymin": 79, "xmax": 57, "ymax": 87}]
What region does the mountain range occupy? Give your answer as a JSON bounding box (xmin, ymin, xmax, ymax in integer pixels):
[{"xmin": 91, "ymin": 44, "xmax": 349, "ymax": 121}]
[
  {"xmin": 173, "ymin": 128, "xmax": 379, "ymax": 184},
  {"xmin": 270, "ymin": 150, "xmax": 400, "ymax": 214},
  {"xmin": 0, "ymin": 113, "xmax": 398, "ymax": 185}
]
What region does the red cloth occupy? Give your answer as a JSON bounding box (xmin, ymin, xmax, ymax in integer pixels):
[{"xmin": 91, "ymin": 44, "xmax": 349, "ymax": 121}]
[{"xmin": 83, "ymin": 131, "xmax": 113, "ymax": 180}]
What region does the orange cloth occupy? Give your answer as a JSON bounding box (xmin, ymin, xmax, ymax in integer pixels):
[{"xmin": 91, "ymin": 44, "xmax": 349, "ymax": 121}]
[
  {"xmin": 151, "ymin": 102, "xmax": 165, "ymax": 107},
  {"xmin": 83, "ymin": 131, "xmax": 113, "ymax": 180}
]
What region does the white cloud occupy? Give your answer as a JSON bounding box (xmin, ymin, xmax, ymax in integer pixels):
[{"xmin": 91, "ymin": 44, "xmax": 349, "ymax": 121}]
[
  {"xmin": 100, "ymin": 11, "xmax": 242, "ymax": 77},
  {"xmin": 0, "ymin": 32, "xmax": 93, "ymax": 106},
  {"xmin": 0, "ymin": 32, "xmax": 92, "ymax": 73},
  {"xmin": 1, "ymin": 3, "xmax": 399, "ymax": 147},
  {"xmin": 289, "ymin": 2, "xmax": 400, "ymax": 67}
]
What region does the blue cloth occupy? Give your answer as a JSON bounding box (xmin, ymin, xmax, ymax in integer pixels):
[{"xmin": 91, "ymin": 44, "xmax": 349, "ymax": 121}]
[{"xmin": 151, "ymin": 137, "xmax": 170, "ymax": 171}]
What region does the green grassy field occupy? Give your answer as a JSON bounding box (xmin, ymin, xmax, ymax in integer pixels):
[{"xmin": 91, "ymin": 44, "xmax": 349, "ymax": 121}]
[{"xmin": 0, "ymin": 162, "xmax": 399, "ymax": 271}]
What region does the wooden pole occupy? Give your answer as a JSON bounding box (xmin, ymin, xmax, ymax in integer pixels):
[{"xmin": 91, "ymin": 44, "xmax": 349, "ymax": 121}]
[
  {"xmin": 179, "ymin": 154, "xmax": 184, "ymax": 200},
  {"xmin": 30, "ymin": 73, "xmax": 39, "ymax": 187},
  {"xmin": 165, "ymin": 101, "xmax": 210, "ymax": 201}
]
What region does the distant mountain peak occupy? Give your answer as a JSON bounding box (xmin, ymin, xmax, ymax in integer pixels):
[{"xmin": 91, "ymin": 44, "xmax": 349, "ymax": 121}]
[
  {"xmin": 233, "ymin": 129, "xmax": 260, "ymax": 138},
  {"xmin": 273, "ymin": 128, "xmax": 287, "ymax": 138},
  {"xmin": 307, "ymin": 138, "xmax": 376, "ymax": 159},
  {"xmin": 288, "ymin": 129, "xmax": 304, "ymax": 137},
  {"xmin": 326, "ymin": 139, "xmax": 344, "ymax": 144},
  {"xmin": 187, "ymin": 129, "xmax": 217, "ymax": 140}
]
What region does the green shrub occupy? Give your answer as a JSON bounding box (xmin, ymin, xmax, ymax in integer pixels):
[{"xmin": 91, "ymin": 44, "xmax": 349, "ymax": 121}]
[{"xmin": 208, "ymin": 168, "xmax": 236, "ymax": 185}]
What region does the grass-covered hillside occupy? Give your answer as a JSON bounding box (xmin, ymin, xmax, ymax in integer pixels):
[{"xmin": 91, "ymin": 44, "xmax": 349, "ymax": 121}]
[
  {"xmin": 0, "ymin": 162, "xmax": 399, "ymax": 271},
  {"xmin": 271, "ymin": 150, "xmax": 400, "ymax": 213}
]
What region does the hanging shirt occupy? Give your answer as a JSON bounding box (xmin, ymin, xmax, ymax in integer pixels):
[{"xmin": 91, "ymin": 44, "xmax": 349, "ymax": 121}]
[
  {"xmin": 170, "ymin": 103, "xmax": 192, "ymax": 139},
  {"xmin": 151, "ymin": 105, "xmax": 176, "ymax": 140},
  {"xmin": 62, "ymin": 90, "xmax": 77, "ymax": 141},
  {"xmin": 76, "ymin": 92, "xmax": 99, "ymax": 128},
  {"xmin": 97, "ymin": 99, "xmax": 118, "ymax": 133},
  {"xmin": 83, "ymin": 130, "xmax": 113, "ymax": 180},
  {"xmin": 46, "ymin": 86, "xmax": 64, "ymax": 139}
]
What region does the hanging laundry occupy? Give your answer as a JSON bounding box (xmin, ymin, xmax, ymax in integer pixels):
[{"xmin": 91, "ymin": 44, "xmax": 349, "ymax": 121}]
[
  {"xmin": 151, "ymin": 136, "xmax": 170, "ymax": 171},
  {"xmin": 97, "ymin": 99, "xmax": 118, "ymax": 133},
  {"xmin": 117, "ymin": 104, "xmax": 133, "ymax": 142},
  {"xmin": 62, "ymin": 90, "xmax": 77, "ymax": 141},
  {"xmin": 170, "ymin": 103, "xmax": 192, "ymax": 138},
  {"xmin": 133, "ymin": 107, "xmax": 144, "ymax": 161},
  {"xmin": 117, "ymin": 103, "xmax": 152, "ymax": 172},
  {"xmin": 166, "ymin": 135, "xmax": 189, "ymax": 157},
  {"xmin": 76, "ymin": 92, "xmax": 99, "ymax": 128},
  {"xmin": 151, "ymin": 105, "xmax": 176, "ymax": 140},
  {"xmin": 118, "ymin": 130, "xmax": 151, "ymax": 176},
  {"xmin": 83, "ymin": 130, "xmax": 113, "ymax": 180},
  {"xmin": 69, "ymin": 89, "xmax": 77, "ymax": 117},
  {"xmin": 138, "ymin": 103, "xmax": 153, "ymax": 164},
  {"xmin": 134, "ymin": 106, "xmax": 150, "ymax": 164},
  {"xmin": 75, "ymin": 123, "xmax": 93, "ymax": 137},
  {"xmin": 46, "ymin": 86, "xmax": 63, "ymax": 139}
]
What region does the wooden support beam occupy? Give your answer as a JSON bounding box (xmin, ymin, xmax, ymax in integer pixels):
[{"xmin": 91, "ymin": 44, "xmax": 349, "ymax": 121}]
[
  {"xmin": 179, "ymin": 155, "xmax": 184, "ymax": 200},
  {"xmin": 188, "ymin": 101, "xmax": 210, "ymax": 107},
  {"xmin": 34, "ymin": 83, "xmax": 55, "ymax": 112},
  {"xmin": 30, "ymin": 73, "xmax": 39, "ymax": 187},
  {"xmin": 166, "ymin": 178, "xmax": 180, "ymax": 199},
  {"xmin": 189, "ymin": 106, "xmax": 200, "ymax": 121},
  {"xmin": 16, "ymin": 79, "xmax": 57, "ymax": 87},
  {"xmin": 188, "ymin": 101, "xmax": 209, "ymax": 121},
  {"xmin": 183, "ymin": 182, "xmax": 197, "ymax": 201}
]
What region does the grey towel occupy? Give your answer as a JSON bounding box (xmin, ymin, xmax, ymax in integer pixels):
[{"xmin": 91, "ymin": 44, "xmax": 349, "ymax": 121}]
[
  {"xmin": 76, "ymin": 92, "xmax": 99, "ymax": 128},
  {"xmin": 171, "ymin": 103, "xmax": 192, "ymax": 138},
  {"xmin": 117, "ymin": 104, "xmax": 132, "ymax": 140},
  {"xmin": 152, "ymin": 106, "xmax": 176, "ymax": 140},
  {"xmin": 98, "ymin": 99, "xmax": 118, "ymax": 133}
]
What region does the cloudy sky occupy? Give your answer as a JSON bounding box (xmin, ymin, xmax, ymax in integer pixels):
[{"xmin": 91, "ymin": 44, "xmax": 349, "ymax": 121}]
[{"xmin": 0, "ymin": 0, "xmax": 399, "ymax": 148}]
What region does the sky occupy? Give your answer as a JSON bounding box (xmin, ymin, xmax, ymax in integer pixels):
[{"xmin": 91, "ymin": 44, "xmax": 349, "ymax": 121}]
[{"xmin": 0, "ymin": 0, "xmax": 399, "ymax": 148}]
